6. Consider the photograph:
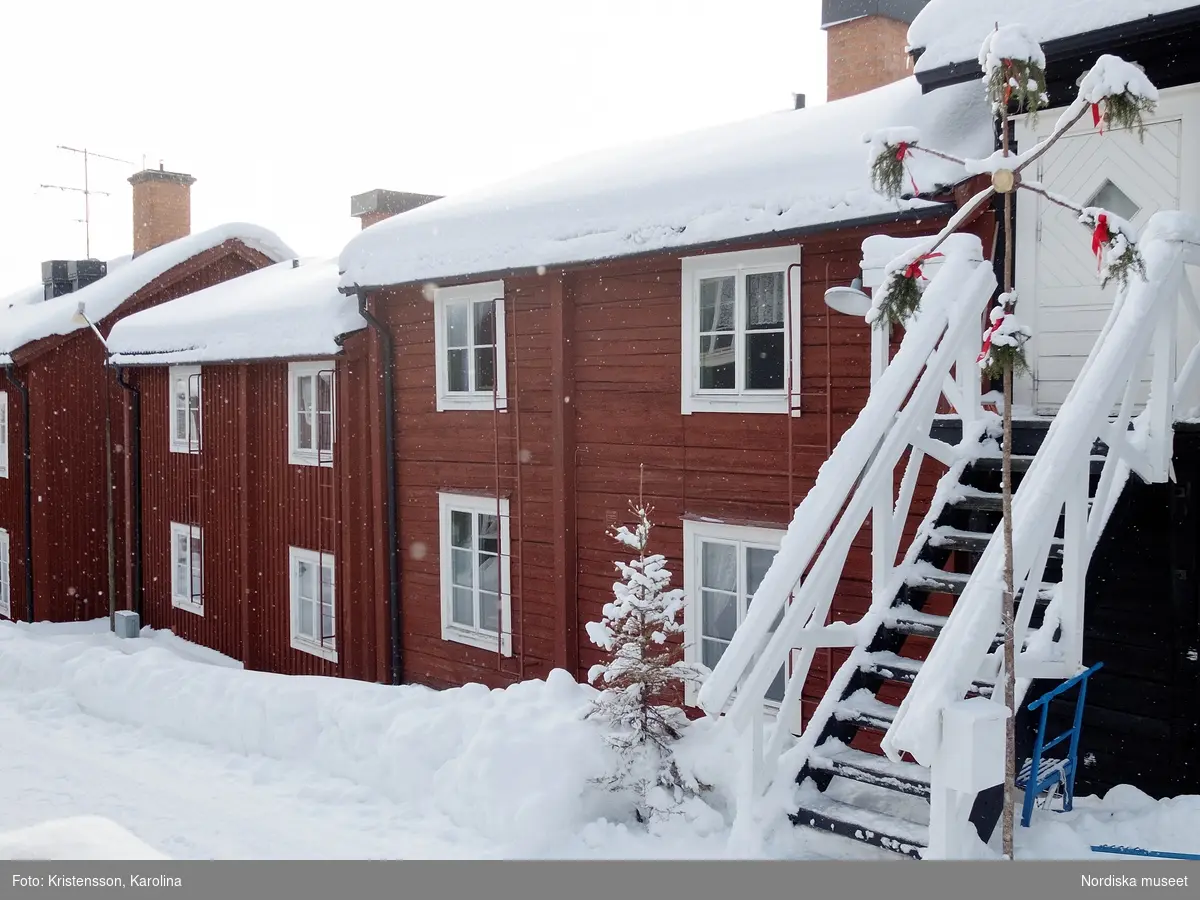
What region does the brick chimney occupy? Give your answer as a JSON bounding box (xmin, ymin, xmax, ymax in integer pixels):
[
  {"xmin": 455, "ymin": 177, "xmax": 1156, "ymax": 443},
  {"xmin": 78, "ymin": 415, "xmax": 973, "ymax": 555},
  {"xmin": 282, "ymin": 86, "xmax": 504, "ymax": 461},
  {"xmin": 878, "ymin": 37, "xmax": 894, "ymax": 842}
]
[
  {"xmin": 822, "ymin": 0, "xmax": 930, "ymax": 102},
  {"xmin": 128, "ymin": 165, "xmax": 196, "ymax": 256},
  {"xmin": 350, "ymin": 188, "xmax": 442, "ymax": 230}
]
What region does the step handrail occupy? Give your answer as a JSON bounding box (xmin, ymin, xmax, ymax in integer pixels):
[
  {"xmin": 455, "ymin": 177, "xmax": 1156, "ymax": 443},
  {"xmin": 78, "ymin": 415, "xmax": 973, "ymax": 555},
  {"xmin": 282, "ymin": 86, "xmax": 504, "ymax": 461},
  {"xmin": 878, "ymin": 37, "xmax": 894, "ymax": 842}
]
[{"xmin": 883, "ymin": 212, "xmax": 1200, "ymax": 770}]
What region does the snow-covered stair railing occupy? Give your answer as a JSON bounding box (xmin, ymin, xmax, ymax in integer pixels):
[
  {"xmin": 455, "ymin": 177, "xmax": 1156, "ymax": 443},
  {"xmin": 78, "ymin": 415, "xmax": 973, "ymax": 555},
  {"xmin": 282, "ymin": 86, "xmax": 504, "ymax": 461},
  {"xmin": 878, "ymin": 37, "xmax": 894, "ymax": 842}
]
[
  {"xmin": 697, "ymin": 237, "xmax": 997, "ymax": 842},
  {"xmin": 700, "ymin": 212, "xmax": 1200, "ymax": 859},
  {"xmin": 883, "ymin": 211, "xmax": 1200, "ymax": 856}
]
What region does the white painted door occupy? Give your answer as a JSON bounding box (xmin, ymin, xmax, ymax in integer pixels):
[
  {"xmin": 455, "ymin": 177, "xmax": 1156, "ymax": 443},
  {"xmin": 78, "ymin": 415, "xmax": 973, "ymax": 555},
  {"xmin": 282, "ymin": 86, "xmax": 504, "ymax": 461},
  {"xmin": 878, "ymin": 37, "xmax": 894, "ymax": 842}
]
[{"xmin": 1025, "ymin": 119, "xmax": 1182, "ymax": 414}]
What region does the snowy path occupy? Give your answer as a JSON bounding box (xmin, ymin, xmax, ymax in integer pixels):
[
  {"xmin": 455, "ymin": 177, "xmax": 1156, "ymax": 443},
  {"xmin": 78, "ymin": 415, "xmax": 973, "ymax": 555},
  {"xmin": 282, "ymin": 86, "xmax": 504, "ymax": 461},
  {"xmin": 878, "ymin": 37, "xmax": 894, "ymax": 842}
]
[{"xmin": 0, "ymin": 688, "xmax": 497, "ymax": 859}]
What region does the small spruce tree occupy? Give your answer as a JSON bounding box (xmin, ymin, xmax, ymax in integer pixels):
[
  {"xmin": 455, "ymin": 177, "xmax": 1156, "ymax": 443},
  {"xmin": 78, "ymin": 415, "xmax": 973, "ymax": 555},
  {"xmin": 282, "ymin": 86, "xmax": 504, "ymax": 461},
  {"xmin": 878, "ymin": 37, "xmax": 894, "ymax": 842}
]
[{"xmin": 586, "ymin": 500, "xmax": 709, "ymax": 824}]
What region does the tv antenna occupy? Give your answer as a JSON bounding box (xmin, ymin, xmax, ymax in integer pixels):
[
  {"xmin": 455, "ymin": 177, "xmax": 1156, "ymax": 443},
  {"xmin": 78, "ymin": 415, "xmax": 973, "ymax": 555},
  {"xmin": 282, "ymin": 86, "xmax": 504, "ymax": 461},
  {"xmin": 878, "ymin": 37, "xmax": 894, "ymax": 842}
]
[{"xmin": 40, "ymin": 145, "xmax": 135, "ymax": 258}]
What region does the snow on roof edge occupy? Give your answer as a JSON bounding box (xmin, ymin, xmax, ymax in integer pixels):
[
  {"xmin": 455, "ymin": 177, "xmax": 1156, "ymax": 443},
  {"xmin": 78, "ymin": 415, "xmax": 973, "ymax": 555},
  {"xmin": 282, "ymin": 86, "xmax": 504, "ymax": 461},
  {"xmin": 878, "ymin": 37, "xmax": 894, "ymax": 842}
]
[{"xmin": 338, "ymin": 77, "xmax": 995, "ymax": 291}]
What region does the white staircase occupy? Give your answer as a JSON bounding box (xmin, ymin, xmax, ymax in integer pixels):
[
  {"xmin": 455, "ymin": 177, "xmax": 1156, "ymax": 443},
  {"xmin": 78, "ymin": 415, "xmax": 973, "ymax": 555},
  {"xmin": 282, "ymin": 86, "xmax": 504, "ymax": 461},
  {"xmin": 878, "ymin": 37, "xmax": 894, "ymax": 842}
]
[{"xmin": 699, "ymin": 212, "xmax": 1200, "ymax": 858}]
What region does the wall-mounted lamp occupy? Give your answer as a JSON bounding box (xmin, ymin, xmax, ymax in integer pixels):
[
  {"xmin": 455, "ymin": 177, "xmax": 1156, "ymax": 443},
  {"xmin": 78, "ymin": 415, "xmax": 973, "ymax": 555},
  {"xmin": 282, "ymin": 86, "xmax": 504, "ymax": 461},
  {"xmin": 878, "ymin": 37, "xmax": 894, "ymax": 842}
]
[{"xmin": 824, "ymin": 277, "xmax": 872, "ymax": 317}]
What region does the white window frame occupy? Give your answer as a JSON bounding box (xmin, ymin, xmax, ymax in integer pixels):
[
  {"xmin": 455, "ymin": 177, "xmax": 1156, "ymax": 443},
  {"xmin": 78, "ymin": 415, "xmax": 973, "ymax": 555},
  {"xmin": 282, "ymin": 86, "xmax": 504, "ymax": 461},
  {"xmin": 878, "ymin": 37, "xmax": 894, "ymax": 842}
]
[
  {"xmin": 0, "ymin": 528, "xmax": 10, "ymax": 619},
  {"xmin": 169, "ymin": 521, "xmax": 203, "ymax": 615},
  {"xmin": 682, "ymin": 519, "xmax": 788, "ymax": 709},
  {"xmin": 0, "ymin": 391, "xmax": 9, "ymax": 479},
  {"xmin": 438, "ymin": 492, "xmax": 512, "ymax": 655},
  {"xmin": 168, "ymin": 365, "xmax": 202, "ymax": 454},
  {"xmin": 680, "ymin": 246, "xmax": 802, "ymax": 415},
  {"xmin": 432, "ymin": 280, "xmax": 508, "ymax": 412},
  {"xmin": 288, "ymin": 361, "xmax": 336, "ymax": 467},
  {"xmin": 289, "ymin": 546, "xmax": 337, "ymax": 662}
]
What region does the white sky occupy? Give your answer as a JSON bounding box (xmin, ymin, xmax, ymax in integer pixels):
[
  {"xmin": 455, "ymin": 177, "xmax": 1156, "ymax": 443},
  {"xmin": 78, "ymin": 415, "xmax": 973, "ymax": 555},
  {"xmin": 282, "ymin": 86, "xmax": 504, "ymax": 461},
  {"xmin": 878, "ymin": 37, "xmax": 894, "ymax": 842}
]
[{"xmin": 0, "ymin": 0, "xmax": 827, "ymax": 296}]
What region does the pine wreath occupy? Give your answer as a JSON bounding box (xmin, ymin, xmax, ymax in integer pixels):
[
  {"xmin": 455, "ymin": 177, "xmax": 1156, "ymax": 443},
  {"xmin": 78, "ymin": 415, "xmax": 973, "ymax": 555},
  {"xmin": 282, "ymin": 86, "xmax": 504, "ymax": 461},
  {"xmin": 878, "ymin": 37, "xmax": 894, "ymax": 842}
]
[
  {"xmin": 1095, "ymin": 90, "xmax": 1157, "ymax": 140},
  {"xmin": 869, "ymin": 142, "xmax": 914, "ymax": 199},
  {"xmin": 872, "ymin": 270, "xmax": 924, "ymax": 327},
  {"xmin": 986, "ymin": 57, "xmax": 1049, "ymax": 122}
]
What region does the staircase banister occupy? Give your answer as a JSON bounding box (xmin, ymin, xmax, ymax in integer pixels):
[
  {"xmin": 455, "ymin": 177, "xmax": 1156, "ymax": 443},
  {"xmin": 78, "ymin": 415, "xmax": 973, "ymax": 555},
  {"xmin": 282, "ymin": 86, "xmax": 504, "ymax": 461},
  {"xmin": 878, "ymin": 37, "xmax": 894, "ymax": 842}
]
[
  {"xmin": 698, "ymin": 253, "xmax": 997, "ymax": 718},
  {"xmin": 883, "ymin": 215, "xmax": 1193, "ymax": 766}
]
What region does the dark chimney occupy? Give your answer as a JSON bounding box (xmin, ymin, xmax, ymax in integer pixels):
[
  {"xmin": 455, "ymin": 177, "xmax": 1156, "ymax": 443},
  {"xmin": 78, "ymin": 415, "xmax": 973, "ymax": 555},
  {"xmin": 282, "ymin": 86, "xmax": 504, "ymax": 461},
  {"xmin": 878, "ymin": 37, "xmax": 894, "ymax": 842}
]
[
  {"xmin": 40, "ymin": 259, "xmax": 107, "ymax": 301},
  {"xmin": 350, "ymin": 188, "xmax": 442, "ymax": 230},
  {"xmin": 793, "ymin": 93, "xmax": 807, "ymax": 110}
]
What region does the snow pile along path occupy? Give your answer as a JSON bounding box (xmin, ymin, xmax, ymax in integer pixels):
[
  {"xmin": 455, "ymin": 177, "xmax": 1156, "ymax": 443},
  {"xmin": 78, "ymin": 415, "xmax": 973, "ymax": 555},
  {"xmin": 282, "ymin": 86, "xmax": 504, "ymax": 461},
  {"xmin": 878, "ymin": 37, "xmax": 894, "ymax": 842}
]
[{"xmin": 0, "ymin": 817, "xmax": 170, "ymax": 860}]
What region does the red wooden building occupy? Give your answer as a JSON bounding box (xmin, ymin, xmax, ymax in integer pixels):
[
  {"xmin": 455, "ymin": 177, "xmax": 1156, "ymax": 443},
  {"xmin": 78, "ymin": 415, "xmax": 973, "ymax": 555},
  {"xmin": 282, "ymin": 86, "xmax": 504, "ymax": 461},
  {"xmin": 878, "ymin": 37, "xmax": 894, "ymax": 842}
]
[
  {"xmin": 0, "ymin": 168, "xmax": 291, "ymax": 626},
  {"xmin": 332, "ymin": 8, "xmax": 997, "ymax": 701},
  {"xmin": 106, "ymin": 257, "xmax": 396, "ymax": 680}
]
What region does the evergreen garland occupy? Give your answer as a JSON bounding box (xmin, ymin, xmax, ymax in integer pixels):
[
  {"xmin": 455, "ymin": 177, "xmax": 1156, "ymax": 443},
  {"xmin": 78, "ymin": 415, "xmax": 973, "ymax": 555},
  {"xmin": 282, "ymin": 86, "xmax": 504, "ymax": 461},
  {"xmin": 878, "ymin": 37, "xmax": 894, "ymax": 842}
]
[
  {"xmin": 869, "ymin": 142, "xmax": 912, "ymax": 199},
  {"xmin": 985, "ymin": 57, "xmax": 1049, "ymax": 122},
  {"xmin": 872, "ymin": 270, "xmax": 924, "ymax": 327},
  {"xmin": 1097, "ymin": 90, "xmax": 1157, "ymax": 140},
  {"xmin": 1100, "ymin": 236, "xmax": 1147, "ymax": 289}
]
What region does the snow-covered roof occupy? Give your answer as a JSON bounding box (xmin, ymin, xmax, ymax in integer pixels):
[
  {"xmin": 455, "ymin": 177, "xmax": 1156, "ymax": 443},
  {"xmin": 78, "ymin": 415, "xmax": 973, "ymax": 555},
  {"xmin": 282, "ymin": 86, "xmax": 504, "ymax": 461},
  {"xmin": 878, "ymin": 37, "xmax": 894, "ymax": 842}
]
[
  {"xmin": 0, "ymin": 223, "xmax": 294, "ymax": 360},
  {"xmin": 338, "ymin": 76, "xmax": 994, "ymax": 290},
  {"xmin": 108, "ymin": 258, "xmax": 365, "ymax": 365},
  {"xmin": 909, "ymin": 0, "xmax": 1200, "ymax": 74}
]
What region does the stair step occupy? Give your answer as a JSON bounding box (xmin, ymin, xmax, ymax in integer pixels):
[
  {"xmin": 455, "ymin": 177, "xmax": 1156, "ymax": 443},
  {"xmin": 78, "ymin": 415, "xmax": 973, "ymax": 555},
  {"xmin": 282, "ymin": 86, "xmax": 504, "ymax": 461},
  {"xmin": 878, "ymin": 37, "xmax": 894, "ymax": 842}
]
[
  {"xmin": 833, "ymin": 689, "xmax": 899, "ymax": 733},
  {"xmin": 791, "ymin": 791, "xmax": 927, "ymax": 858},
  {"xmin": 862, "ymin": 651, "xmax": 995, "ymax": 697},
  {"xmin": 929, "ymin": 526, "xmax": 1064, "ymax": 559},
  {"xmin": 969, "ymin": 454, "xmax": 1107, "ymax": 475},
  {"xmin": 905, "ymin": 566, "xmax": 1058, "ymax": 601},
  {"xmin": 948, "ymin": 487, "xmax": 1094, "ymax": 515},
  {"xmin": 884, "ymin": 604, "xmax": 1041, "ymax": 653},
  {"xmin": 809, "ymin": 741, "xmax": 931, "ymax": 799}
]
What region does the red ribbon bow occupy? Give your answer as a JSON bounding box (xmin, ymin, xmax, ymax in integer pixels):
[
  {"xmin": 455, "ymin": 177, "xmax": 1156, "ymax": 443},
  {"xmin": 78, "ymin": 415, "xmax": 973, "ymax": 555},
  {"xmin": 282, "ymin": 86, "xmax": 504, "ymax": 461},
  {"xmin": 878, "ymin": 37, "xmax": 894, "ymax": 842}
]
[
  {"xmin": 1092, "ymin": 214, "xmax": 1111, "ymax": 270},
  {"xmin": 903, "ymin": 252, "xmax": 944, "ymax": 282},
  {"xmin": 1002, "ymin": 59, "xmax": 1014, "ymax": 105},
  {"xmin": 894, "ymin": 142, "xmax": 921, "ymax": 194},
  {"xmin": 1092, "ymin": 101, "xmax": 1104, "ymax": 134},
  {"xmin": 977, "ymin": 312, "xmax": 1007, "ymax": 364}
]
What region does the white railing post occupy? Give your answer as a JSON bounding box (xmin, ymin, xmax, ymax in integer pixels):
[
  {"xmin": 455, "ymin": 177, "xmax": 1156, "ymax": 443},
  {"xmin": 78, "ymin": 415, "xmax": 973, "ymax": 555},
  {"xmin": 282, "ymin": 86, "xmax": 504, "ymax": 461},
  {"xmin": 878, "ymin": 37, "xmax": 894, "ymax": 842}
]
[
  {"xmin": 1059, "ymin": 458, "xmax": 1089, "ymax": 669},
  {"xmin": 871, "ymin": 321, "xmax": 890, "ymax": 387},
  {"xmin": 1148, "ymin": 298, "xmax": 1178, "ymax": 482},
  {"xmin": 957, "ymin": 331, "xmax": 981, "ymax": 427}
]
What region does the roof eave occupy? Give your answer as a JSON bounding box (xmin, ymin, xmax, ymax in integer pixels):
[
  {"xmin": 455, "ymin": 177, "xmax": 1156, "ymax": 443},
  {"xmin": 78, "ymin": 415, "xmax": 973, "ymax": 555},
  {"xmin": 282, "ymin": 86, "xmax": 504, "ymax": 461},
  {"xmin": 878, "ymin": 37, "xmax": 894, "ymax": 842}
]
[
  {"xmin": 338, "ymin": 202, "xmax": 959, "ymax": 295},
  {"xmin": 912, "ymin": 6, "xmax": 1200, "ymax": 93}
]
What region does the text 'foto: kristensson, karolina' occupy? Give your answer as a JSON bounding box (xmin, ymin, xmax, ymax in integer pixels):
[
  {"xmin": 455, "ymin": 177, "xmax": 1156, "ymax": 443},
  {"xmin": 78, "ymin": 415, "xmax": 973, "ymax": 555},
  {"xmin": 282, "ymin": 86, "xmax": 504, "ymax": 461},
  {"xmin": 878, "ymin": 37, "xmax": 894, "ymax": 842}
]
[
  {"xmin": 12, "ymin": 875, "xmax": 183, "ymax": 889},
  {"xmin": 1082, "ymin": 874, "xmax": 1190, "ymax": 888}
]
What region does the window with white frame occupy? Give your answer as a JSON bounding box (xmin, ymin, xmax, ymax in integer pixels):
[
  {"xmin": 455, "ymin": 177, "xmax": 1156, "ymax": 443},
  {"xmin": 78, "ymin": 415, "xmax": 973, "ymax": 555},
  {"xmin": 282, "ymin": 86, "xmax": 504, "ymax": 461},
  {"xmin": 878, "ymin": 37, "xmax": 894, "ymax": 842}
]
[
  {"xmin": 438, "ymin": 492, "xmax": 512, "ymax": 654},
  {"xmin": 288, "ymin": 361, "xmax": 335, "ymax": 466},
  {"xmin": 683, "ymin": 519, "xmax": 786, "ymax": 706},
  {"xmin": 0, "ymin": 528, "xmax": 10, "ymax": 620},
  {"xmin": 433, "ymin": 280, "xmax": 507, "ymax": 411},
  {"xmin": 680, "ymin": 246, "xmax": 801, "ymax": 415},
  {"xmin": 169, "ymin": 365, "xmax": 202, "ymax": 453},
  {"xmin": 289, "ymin": 546, "xmax": 336, "ymax": 661},
  {"xmin": 169, "ymin": 522, "xmax": 203, "ymax": 615},
  {"xmin": 0, "ymin": 391, "xmax": 9, "ymax": 479}
]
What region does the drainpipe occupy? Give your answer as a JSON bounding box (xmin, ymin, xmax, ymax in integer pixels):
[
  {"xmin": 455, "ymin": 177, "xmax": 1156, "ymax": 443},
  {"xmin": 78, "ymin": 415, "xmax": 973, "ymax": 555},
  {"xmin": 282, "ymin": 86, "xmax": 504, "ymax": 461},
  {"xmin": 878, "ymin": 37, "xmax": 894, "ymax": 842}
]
[
  {"xmin": 356, "ymin": 287, "xmax": 402, "ymax": 685},
  {"xmin": 3, "ymin": 365, "xmax": 33, "ymax": 622},
  {"xmin": 114, "ymin": 366, "xmax": 143, "ymax": 619}
]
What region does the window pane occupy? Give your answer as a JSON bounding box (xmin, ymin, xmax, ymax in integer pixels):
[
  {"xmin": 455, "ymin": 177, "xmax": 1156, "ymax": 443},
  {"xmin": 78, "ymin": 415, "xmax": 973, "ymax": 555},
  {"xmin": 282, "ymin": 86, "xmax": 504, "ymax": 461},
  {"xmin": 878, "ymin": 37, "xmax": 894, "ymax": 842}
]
[
  {"xmin": 746, "ymin": 272, "xmax": 785, "ymax": 329},
  {"xmin": 698, "ymin": 277, "xmax": 735, "ymax": 332},
  {"xmin": 175, "ymin": 407, "xmax": 187, "ymax": 442},
  {"xmin": 478, "ymin": 553, "xmax": 498, "ymax": 594},
  {"xmin": 446, "ymin": 302, "xmax": 469, "ymax": 348},
  {"xmin": 701, "ymin": 541, "xmax": 737, "ymax": 592},
  {"xmin": 698, "ymin": 333, "xmax": 736, "ymax": 389},
  {"xmin": 450, "ymin": 510, "xmax": 472, "ymax": 549},
  {"xmin": 321, "ymin": 604, "xmax": 336, "ymax": 642},
  {"xmin": 191, "ymin": 535, "xmax": 202, "ymax": 599},
  {"xmin": 320, "ymin": 564, "xmax": 334, "ymax": 604},
  {"xmin": 297, "ymin": 375, "xmax": 314, "ymax": 413},
  {"xmin": 452, "ymin": 586, "xmax": 474, "ymax": 627},
  {"xmin": 702, "ymin": 590, "xmax": 738, "ymax": 640},
  {"xmin": 478, "ymin": 513, "xmax": 499, "ymax": 556},
  {"xmin": 474, "ymin": 347, "xmax": 495, "ymax": 393},
  {"xmin": 702, "ymin": 637, "xmax": 728, "ymax": 671},
  {"xmin": 745, "ymin": 331, "xmax": 785, "ymax": 390},
  {"xmin": 473, "ymin": 299, "xmax": 496, "ymax": 346},
  {"xmin": 447, "ymin": 348, "xmax": 469, "ymax": 393},
  {"xmin": 480, "ymin": 590, "xmax": 499, "ymax": 633},
  {"xmin": 298, "ymin": 597, "xmax": 314, "ymax": 636},
  {"xmin": 451, "ymin": 548, "xmax": 474, "ymax": 588},
  {"xmin": 317, "ymin": 372, "xmax": 334, "ymax": 414},
  {"xmin": 296, "ymin": 376, "xmax": 314, "ymax": 449},
  {"xmin": 318, "ymin": 411, "xmax": 333, "ymax": 456},
  {"xmin": 766, "ymin": 666, "xmax": 787, "ymax": 704},
  {"xmin": 745, "ymin": 546, "xmax": 777, "ymax": 597},
  {"xmin": 297, "ymin": 559, "xmax": 315, "ymax": 600}
]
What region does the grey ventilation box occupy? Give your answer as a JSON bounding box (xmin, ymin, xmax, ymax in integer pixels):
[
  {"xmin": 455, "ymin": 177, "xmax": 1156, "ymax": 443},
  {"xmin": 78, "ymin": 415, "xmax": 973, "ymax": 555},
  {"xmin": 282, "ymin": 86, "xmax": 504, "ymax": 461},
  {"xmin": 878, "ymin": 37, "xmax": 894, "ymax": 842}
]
[{"xmin": 114, "ymin": 610, "xmax": 140, "ymax": 639}]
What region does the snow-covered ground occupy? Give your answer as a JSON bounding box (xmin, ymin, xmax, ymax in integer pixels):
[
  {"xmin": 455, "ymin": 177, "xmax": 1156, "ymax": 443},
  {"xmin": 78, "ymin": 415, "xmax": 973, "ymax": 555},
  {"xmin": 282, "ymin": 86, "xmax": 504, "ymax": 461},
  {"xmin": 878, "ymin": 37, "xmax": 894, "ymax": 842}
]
[{"xmin": 0, "ymin": 620, "xmax": 1194, "ymax": 860}]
